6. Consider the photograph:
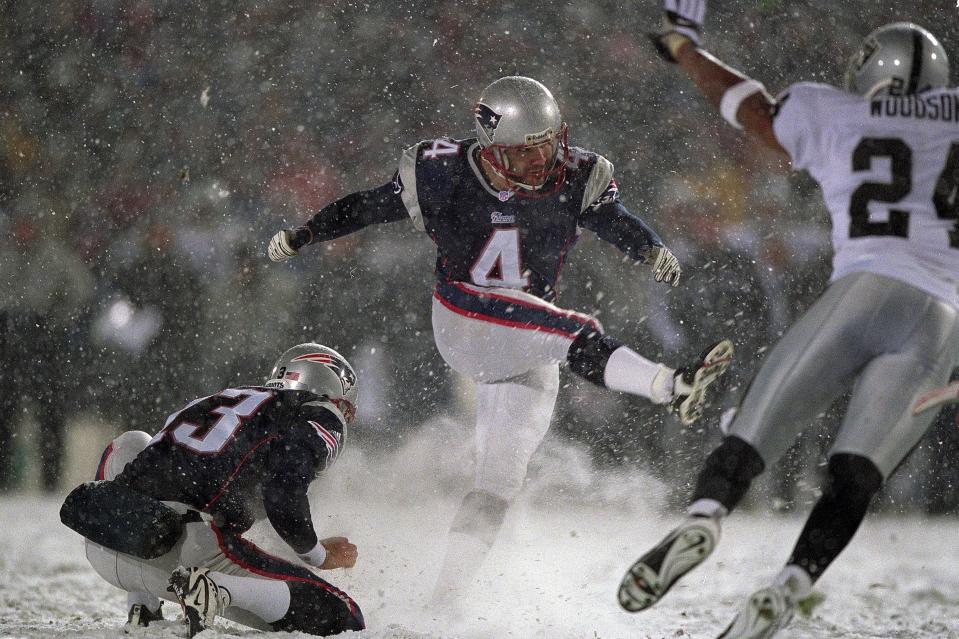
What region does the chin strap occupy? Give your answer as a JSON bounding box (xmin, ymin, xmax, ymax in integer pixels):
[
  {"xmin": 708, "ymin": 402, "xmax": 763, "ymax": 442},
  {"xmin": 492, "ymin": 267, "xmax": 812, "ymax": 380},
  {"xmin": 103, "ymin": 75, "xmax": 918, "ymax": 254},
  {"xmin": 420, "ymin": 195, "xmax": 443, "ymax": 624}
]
[{"xmin": 479, "ymin": 132, "xmax": 570, "ymax": 198}]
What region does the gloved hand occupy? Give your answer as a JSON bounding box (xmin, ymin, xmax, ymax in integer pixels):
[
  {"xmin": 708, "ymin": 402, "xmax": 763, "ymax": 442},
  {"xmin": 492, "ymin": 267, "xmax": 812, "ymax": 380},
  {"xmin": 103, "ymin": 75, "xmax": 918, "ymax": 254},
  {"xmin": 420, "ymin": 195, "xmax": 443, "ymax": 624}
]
[
  {"xmin": 645, "ymin": 246, "xmax": 682, "ymax": 287},
  {"xmin": 268, "ymin": 228, "xmax": 311, "ymax": 262},
  {"xmin": 649, "ymin": 0, "xmax": 706, "ymax": 63}
]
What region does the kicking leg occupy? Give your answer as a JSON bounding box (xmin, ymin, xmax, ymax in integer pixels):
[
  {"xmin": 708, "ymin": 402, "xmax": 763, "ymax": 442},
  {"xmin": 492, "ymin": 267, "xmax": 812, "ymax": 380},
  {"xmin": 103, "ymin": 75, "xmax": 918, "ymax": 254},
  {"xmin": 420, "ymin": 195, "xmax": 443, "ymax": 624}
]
[
  {"xmin": 568, "ymin": 328, "xmax": 733, "ymax": 424},
  {"xmin": 432, "ymin": 284, "xmax": 730, "ymax": 422}
]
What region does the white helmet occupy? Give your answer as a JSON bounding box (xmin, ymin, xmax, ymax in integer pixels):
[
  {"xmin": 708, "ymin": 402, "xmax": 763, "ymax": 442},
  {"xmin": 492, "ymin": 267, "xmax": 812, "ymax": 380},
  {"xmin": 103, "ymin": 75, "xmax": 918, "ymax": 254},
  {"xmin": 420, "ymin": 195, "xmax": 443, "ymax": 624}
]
[
  {"xmin": 265, "ymin": 343, "xmax": 358, "ymax": 423},
  {"xmin": 474, "ymin": 76, "xmax": 569, "ymax": 193},
  {"xmin": 845, "ymin": 23, "xmax": 949, "ymax": 98}
]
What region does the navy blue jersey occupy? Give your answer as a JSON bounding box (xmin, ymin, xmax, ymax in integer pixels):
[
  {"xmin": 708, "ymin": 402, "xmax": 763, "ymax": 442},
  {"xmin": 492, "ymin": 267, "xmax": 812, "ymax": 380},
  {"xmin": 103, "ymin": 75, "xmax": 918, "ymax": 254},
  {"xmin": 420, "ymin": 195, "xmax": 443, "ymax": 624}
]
[
  {"xmin": 298, "ymin": 136, "xmax": 664, "ymax": 302},
  {"xmin": 116, "ymin": 386, "xmax": 344, "ymax": 552}
]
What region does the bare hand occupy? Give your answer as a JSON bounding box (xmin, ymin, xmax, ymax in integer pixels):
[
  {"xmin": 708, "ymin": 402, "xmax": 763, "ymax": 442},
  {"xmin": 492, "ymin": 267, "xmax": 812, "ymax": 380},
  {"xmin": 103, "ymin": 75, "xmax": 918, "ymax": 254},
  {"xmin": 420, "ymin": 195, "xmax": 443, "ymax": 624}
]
[{"xmin": 319, "ymin": 536, "xmax": 358, "ymax": 569}]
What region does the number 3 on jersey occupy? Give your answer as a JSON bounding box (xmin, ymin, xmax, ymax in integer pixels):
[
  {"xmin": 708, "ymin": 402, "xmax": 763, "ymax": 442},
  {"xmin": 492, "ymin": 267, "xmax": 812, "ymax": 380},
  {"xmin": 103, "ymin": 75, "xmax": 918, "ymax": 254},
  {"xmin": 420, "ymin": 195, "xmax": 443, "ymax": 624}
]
[
  {"xmin": 470, "ymin": 228, "xmax": 530, "ymax": 288},
  {"xmin": 159, "ymin": 388, "xmax": 273, "ymax": 455}
]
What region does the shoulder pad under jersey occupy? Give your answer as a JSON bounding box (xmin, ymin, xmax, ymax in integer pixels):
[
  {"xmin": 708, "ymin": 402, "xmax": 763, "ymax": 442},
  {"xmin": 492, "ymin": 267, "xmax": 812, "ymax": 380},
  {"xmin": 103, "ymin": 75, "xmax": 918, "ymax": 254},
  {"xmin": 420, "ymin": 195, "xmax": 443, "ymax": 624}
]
[{"xmin": 398, "ymin": 136, "xmax": 472, "ymax": 231}]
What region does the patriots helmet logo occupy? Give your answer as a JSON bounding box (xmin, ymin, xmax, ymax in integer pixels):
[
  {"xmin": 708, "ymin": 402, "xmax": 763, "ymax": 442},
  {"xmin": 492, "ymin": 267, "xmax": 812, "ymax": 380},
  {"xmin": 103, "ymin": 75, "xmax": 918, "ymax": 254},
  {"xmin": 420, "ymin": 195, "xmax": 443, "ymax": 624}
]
[
  {"xmin": 291, "ymin": 352, "xmax": 357, "ymax": 397},
  {"xmin": 474, "ymin": 102, "xmax": 502, "ymax": 143}
]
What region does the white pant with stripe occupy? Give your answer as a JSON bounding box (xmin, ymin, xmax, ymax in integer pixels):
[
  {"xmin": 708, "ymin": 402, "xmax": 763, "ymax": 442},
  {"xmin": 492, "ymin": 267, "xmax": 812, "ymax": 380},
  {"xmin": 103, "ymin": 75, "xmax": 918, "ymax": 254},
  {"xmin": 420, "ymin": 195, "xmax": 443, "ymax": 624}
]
[{"xmin": 432, "ymin": 282, "xmax": 600, "ymax": 499}]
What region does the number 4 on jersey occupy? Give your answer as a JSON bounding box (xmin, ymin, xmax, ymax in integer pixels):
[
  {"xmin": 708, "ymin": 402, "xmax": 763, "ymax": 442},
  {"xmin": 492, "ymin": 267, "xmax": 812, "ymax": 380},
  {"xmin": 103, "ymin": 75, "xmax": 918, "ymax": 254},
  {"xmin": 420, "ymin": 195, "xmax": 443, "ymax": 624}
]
[
  {"xmin": 470, "ymin": 228, "xmax": 530, "ymax": 288},
  {"xmin": 933, "ymin": 142, "xmax": 959, "ymax": 248},
  {"xmin": 423, "ymin": 139, "xmax": 460, "ymax": 160}
]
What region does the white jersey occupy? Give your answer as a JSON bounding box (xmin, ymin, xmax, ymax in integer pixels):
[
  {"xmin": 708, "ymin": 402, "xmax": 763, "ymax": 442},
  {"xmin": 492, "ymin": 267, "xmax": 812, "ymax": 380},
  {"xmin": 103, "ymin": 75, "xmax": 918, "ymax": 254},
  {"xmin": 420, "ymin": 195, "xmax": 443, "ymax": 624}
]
[{"xmin": 773, "ymin": 82, "xmax": 959, "ymax": 309}]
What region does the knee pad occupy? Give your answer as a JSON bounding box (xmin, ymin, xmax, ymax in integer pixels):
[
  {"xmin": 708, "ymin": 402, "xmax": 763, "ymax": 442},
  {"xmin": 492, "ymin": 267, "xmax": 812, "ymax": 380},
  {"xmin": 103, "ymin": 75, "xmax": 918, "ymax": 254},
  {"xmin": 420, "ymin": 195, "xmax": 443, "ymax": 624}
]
[
  {"xmin": 274, "ymin": 581, "xmax": 364, "ymax": 635},
  {"xmin": 450, "ymin": 490, "xmax": 510, "ymax": 547},
  {"xmin": 693, "ymin": 436, "xmax": 766, "ymax": 512},
  {"xmin": 825, "ymin": 454, "xmax": 883, "ymax": 504},
  {"xmin": 566, "ymin": 329, "xmax": 623, "ymax": 386}
]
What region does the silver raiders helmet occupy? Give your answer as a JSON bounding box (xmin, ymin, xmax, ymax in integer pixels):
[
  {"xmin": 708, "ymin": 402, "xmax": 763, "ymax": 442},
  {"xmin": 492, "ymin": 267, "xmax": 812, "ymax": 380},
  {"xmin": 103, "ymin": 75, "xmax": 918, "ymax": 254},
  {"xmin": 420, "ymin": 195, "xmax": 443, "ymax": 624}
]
[{"xmin": 845, "ymin": 22, "xmax": 949, "ymax": 98}]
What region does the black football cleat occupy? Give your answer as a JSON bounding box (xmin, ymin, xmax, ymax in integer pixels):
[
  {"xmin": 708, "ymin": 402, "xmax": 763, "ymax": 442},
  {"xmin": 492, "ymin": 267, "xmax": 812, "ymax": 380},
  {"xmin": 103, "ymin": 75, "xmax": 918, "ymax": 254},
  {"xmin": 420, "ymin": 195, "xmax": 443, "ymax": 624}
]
[{"xmin": 618, "ymin": 516, "xmax": 720, "ymax": 612}]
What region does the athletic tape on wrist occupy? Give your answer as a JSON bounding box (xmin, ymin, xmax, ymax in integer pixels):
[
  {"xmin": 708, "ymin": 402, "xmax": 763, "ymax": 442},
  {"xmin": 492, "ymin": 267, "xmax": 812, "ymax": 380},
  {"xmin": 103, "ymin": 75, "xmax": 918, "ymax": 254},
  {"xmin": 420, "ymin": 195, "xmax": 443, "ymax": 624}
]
[
  {"xmin": 298, "ymin": 542, "xmax": 327, "ymax": 567},
  {"xmin": 663, "ymin": 32, "xmax": 693, "ymax": 59},
  {"xmin": 719, "ymin": 79, "xmax": 765, "ymax": 130}
]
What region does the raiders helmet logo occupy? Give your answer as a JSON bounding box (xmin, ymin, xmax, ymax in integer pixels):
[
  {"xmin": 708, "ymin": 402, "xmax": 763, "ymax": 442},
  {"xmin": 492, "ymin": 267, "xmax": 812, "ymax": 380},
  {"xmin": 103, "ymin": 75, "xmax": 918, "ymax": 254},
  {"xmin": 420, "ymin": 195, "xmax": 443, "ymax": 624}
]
[
  {"xmin": 474, "ymin": 102, "xmax": 502, "ymax": 142},
  {"xmin": 854, "ymin": 38, "xmax": 880, "ymax": 74}
]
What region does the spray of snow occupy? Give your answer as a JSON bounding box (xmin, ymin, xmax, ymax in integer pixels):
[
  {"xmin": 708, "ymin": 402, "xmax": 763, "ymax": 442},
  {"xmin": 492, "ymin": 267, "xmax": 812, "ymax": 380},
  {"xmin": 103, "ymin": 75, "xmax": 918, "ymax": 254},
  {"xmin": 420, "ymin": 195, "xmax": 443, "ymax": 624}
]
[{"xmin": 1, "ymin": 420, "xmax": 957, "ymax": 638}]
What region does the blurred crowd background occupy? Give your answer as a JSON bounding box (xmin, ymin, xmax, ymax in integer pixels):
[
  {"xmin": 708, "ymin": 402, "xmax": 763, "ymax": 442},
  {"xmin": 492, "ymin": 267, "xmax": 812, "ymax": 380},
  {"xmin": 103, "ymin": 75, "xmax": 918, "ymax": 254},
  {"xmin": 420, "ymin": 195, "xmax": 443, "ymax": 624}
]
[{"xmin": 1, "ymin": 0, "xmax": 957, "ymax": 512}]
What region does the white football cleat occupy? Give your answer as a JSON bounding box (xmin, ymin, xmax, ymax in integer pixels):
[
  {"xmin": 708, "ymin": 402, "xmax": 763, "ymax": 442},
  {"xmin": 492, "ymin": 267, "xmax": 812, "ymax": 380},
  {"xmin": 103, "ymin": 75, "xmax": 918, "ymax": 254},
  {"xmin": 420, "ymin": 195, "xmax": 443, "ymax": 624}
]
[
  {"xmin": 167, "ymin": 567, "xmax": 230, "ymax": 638},
  {"xmin": 618, "ymin": 516, "xmax": 720, "ymax": 612},
  {"xmin": 717, "ymin": 584, "xmax": 795, "ymax": 639},
  {"xmin": 672, "ymin": 339, "xmax": 734, "ymax": 425}
]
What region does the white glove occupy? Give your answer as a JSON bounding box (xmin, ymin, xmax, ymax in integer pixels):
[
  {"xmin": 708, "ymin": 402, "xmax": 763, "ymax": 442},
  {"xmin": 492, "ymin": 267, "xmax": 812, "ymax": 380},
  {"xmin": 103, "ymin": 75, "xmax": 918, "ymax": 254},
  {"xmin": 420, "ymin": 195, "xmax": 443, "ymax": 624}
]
[
  {"xmin": 648, "ymin": 246, "xmax": 681, "ymax": 287},
  {"xmin": 650, "ymin": 0, "xmax": 706, "ymax": 62},
  {"xmin": 268, "ymin": 229, "xmax": 298, "ymax": 262}
]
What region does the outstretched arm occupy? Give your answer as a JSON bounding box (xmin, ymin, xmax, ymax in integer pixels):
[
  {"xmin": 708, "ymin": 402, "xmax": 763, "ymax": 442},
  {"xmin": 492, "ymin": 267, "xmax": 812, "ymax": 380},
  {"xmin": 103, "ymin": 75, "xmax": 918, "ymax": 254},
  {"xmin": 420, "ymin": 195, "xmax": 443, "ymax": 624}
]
[
  {"xmin": 262, "ymin": 408, "xmax": 357, "ymax": 569},
  {"xmin": 650, "ymin": 0, "xmax": 787, "ymax": 156},
  {"xmin": 580, "ymin": 201, "xmax": 681, "ymax": 286},
  {"xmin": 579, "ymin": 159, "xmax": 682, "ymax": 286},
  {"xmin": 268, "ymin": 178, "xmax": 408, "ymax": 261}
]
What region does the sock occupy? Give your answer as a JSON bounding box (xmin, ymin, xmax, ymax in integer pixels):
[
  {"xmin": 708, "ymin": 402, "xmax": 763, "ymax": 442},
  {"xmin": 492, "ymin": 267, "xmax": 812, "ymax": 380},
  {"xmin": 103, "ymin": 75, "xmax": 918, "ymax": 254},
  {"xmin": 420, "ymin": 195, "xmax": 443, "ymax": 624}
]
[
  {"xmin": 127, "ymin": 591, "xmax": 161, "ymax": 614},
  {"xmin": 603, "ymin": 346, "xmax": 674, "ymax": 403},
  {"xmin": 786, "ymin": 454, "xmax": 881, "ymax": 580},
  {"xmin": 209, "ymin": 572, "xmax": 291, "ymax": 624},
  {"xmin": 774, "ymin": 564, "xmax": 813, "ymax": 599},
  {"xmin": 686, "ymin": 498, "xmax": 728, "ymax": 519},
  {"xmin": 691, "ymin": 436, "xmax": 766, "ymax": 513}
]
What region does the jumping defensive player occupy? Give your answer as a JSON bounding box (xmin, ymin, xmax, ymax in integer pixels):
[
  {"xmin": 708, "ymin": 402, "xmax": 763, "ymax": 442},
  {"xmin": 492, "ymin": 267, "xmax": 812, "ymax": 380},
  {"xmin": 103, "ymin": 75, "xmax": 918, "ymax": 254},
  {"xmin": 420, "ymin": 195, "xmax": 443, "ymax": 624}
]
[
  {"xmin": 269, "ymin": 75, "xmax": 733, "ymax": 603},
  {"xmin": 618, "ymin": 3, "xmax": 959, "ymax": 638},
  {"xmin": 60, "ymin": 344, "xmax": 364, "ymax": 637}
]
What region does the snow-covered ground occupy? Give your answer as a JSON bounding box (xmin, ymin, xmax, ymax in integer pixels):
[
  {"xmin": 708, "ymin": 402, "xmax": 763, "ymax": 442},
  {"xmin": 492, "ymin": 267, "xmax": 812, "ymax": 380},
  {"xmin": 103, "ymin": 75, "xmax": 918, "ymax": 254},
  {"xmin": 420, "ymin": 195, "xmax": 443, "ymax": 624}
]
[{"xmin": 2, "ymin": 423, "xmax": 957, "ymax": 639}]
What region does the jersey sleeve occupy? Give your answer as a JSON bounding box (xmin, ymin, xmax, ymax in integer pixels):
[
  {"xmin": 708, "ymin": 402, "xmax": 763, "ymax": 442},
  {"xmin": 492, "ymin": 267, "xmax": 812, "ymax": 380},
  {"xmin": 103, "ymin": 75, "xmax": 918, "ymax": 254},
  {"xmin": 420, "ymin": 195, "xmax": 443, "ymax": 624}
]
[
  {"xmin": 772, "ymin": 82, "xmax": 840, "ymax": 171},
  {"xmin": 578, "ymin": 156, "xmax": 665, "ymax": 260},
  {"xmin": 298, "ymin": 181, "xmax": 408, "ymax": 245},
  {"xmin": 261, "ymin": 401, "xmax": 346, "ymax": 554}
]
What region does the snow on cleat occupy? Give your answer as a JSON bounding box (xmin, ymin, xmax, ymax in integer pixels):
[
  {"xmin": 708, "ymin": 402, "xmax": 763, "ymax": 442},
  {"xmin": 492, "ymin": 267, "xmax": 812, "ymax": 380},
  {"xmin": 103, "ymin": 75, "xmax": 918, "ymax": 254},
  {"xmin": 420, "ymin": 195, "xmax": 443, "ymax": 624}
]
[
  {"xmin": 672, "ymin": 339, "xmax": 734, "ymax": 425},
  {"xmin": 124, "ymin": 602, "xmax": 163, "ymax": 631},
  {"xmin": 717, "ymin": 584, "xmax": 795, "ymax": 639},
  {"xmin": 167, "ymin": 566, "xmax": 230, "ymax": 638},
  {"xmin": 618, "ymin": 516, "xmax": 720, "ymax": 612}
]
